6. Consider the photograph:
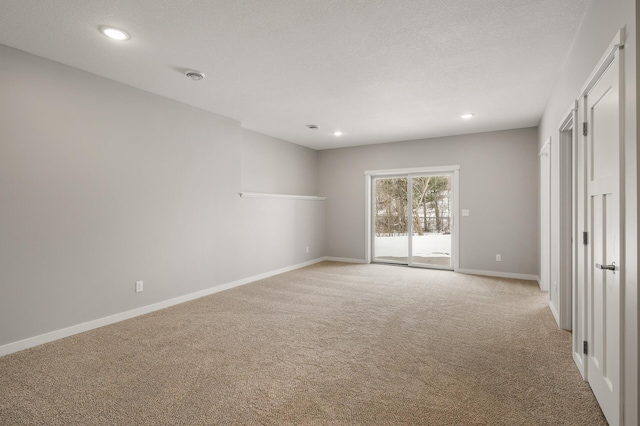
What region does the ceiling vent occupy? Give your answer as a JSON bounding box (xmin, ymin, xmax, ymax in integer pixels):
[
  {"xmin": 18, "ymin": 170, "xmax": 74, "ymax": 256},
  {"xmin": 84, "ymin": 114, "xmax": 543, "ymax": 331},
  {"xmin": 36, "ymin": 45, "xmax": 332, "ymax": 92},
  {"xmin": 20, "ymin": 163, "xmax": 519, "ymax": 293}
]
[{"xmin": 185, "ymin": 70, "xmax": 205, "ymax": 81}]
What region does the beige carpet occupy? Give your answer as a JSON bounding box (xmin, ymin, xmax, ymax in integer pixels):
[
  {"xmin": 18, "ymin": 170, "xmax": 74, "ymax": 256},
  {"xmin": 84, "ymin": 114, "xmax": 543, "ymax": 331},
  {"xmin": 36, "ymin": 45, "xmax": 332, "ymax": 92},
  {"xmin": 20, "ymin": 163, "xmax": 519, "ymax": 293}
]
[{"xmin": 0, "ymin": 261, "xmax": 606, "ymax": 425}]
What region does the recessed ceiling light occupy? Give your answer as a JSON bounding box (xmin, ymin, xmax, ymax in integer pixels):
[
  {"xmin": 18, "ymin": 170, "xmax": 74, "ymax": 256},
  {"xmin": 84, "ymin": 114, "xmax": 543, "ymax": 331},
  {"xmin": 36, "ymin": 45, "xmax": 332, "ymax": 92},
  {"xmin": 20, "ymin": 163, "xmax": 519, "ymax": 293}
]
[
  {"xmin": 460, "ymin": 113, "xmax": 475, "ymax": 119},
  {"xmin": 333, "ymin": 131, "xmax": 343, "ymax": 137},
  {"xmin": 185, "ymin": 70, "xmax": 206, "ymax": 81},
  {"xmin": 100, "ymin": 26, "xmax": 130, "ymax": 41}
]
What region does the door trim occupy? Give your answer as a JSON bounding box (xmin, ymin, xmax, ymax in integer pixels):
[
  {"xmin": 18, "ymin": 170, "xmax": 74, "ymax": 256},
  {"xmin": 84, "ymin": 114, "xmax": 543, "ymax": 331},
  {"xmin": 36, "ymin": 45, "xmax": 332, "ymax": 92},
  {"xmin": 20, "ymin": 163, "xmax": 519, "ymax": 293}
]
[
  {"xmin": 369, "ymin": 174, "xmax": 411, "ymax": 266},
  {"xmin": 539, "ymin": 139, "xmax": 551, "ymax": 292},
  {"xmin": 578, "ymin": 29, "xmax": 624, "ymax": 99},
  {"xmin": 365, "ymin": 165, "xmax": 461, "ymax": 176},
  {"xmin": 554, "ymin": 103, "xmax": 577, "ymax": 332}
]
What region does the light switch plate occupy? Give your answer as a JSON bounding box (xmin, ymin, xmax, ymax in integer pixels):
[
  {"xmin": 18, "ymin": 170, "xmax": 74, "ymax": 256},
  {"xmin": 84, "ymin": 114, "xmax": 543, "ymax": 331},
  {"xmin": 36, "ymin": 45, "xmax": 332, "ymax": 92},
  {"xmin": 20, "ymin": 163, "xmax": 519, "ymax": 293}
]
[{"xmin": 461, "ymin": 209, "xmax": 470, "ymax": 216}]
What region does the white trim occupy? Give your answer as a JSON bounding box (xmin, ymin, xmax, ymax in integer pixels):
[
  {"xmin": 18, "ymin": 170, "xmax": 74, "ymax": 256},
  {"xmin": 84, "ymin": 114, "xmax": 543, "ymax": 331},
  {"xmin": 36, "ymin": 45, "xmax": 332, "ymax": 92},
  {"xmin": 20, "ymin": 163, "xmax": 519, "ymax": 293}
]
[
  {"xmin": 539, "ymin": 138, "xmax": 551, "ymax": 156},
  {"xmin": 549, "ymin": 299, "xmax": 561, "ymax": 325},
  {"xmin": 364, "ymin": 175, "xmax": 372, "ymax": 263},
  {"xmin": 239, "ymin": 192, "xmax": 326, "ymax": 201},
  {"xmin": 0, "ymin": 258, "xmax": 326, "ymax": 358},
  {"xmin": 556, "ymin": 106, "xmax": 577, "ymax": 331},
  {"xmin": 539, "ymin": 137, "xmax": 552, "ymax": 292},
  {"xmin": 558, "ymin": 100, "xmax": 579, "ymax": 131},
  {"xmin": 323, "ymin": 257, "xmax": 367, "ymax": 264},
  {"xmin": 572, "ymin": 94, "xmax": 587, "ymax": 378},
  {"xmin": 365, "ymin": 165, "xmax": 460, "ymax": 176},
  {"xmin": 408, "ymin": 175, "xmax": 415, "ymax": 267},
  {"xmin": 457, "ymin": 268, "xmax": 539, "ymax": 282},
  {"xmin": 452, "ymin": 169, "xmax": 460, "ymax": 271},
  {"xmin": 578, "ymin": 28, "xmax": 625, "ymax": 98}
]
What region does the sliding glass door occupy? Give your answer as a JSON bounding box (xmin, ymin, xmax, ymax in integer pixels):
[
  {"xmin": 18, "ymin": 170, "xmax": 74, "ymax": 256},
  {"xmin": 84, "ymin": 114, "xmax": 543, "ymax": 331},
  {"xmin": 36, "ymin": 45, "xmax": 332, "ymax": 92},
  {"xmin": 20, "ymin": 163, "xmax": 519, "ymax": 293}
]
[{"xmin": 372, "ymin": 170, "xmax": 455, "ymax": 270}]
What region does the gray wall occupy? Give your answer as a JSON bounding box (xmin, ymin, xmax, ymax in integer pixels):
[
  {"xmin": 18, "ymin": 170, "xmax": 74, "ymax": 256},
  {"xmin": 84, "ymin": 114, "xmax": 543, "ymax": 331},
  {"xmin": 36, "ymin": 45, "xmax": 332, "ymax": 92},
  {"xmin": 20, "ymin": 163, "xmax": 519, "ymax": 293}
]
[
  {"xmin": 0, "ymin": 45, "xmax": 324, "ymax": 347},
  {"xmin": 241, "ymin": 129, "xmax": 318, "ymax": 195},
  {"xmin": 318, "ymin": 128, "xmax": 539, "ymax": 276},
  {"xmin": 537, "ymin": 0, "xmax": 637, "ymax": 422},
  {"xmin": 240, "ymin": 129, "xmax": 325, "ymax": 277}
]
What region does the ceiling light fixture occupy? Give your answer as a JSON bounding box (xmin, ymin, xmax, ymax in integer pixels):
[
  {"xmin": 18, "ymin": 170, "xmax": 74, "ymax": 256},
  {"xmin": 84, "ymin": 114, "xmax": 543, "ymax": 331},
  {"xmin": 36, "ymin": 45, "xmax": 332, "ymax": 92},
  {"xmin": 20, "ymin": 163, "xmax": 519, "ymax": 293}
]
[
  {"xmin": 185, "ymin": 70, "xmax": 206, "ymax": 81},
  {"xmin": 100, "ymin": 26, "xmax": 130, "ymax": 41},
  {"xmin": 333, "ymin": 131, "xmax": 343, "ymax": 137},
  {"xmin": 460, "ymin": 113, "xmax": 475, "ymax": 120}
]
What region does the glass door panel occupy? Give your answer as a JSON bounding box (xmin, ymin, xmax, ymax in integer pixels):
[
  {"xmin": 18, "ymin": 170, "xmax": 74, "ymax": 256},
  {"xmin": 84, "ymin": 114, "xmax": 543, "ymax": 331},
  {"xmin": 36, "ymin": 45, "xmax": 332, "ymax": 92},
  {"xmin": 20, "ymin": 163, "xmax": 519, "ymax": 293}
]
[
  {"xmin": 410, "ymin": 175, "xmax": 452, "ymax": 268},
  {"xmin": 373, "ymin": 177, "xmax": 408, "ymax": 264}
]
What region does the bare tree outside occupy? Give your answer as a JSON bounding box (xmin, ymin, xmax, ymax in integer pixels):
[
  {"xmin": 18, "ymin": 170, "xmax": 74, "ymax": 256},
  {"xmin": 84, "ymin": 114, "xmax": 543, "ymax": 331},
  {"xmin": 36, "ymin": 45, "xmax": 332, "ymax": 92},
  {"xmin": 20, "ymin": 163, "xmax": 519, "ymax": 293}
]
[
  {"xmin": 375, "ymin": 176, "xmax": 450, "ymax": 237},
  {"xmin": 375, "ymin": 177, "xmax": 407, "ymax": 237}
]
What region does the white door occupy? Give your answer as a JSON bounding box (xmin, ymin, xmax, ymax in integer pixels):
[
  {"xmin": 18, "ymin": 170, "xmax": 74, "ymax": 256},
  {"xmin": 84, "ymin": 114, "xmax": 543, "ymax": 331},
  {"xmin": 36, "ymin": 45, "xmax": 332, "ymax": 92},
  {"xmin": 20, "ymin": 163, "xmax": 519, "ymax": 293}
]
[{"xmin": 584, "ymin": 51, "xmax": 622, "ymax": 425}]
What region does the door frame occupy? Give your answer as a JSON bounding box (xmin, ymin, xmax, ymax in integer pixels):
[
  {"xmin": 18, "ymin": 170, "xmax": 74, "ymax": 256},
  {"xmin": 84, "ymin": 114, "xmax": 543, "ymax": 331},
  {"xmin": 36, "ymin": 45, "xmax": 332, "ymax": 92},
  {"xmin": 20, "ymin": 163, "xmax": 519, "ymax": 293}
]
[
  {"xmin": 553, "ymin": 104, "xmax": 577, "ymax": 331},
  {"xmin": 365, "ymin": 166, "xmax": 460, "ymax": 271},
  {"xmin": 539, "ymin": 139, "xmax": 551, "ymax": 292},
  {"xmin": 369, "ymin": 174, "xmax": 411, "ymax": 266}
]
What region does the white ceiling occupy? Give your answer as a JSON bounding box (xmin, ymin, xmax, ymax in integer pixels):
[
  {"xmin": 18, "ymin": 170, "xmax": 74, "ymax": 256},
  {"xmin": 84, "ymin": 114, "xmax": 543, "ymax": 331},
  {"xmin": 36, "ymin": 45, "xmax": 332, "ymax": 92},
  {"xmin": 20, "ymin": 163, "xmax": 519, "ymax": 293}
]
[{"xmin": 0, "ymin": 0, "xmax": 589, "ymax": 150}]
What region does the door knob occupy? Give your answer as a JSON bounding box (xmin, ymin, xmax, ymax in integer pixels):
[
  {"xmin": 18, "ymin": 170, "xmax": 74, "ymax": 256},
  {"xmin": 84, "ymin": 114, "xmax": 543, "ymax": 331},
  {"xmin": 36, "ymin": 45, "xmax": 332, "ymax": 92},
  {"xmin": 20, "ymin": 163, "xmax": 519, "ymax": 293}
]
[{"xmin": 596, "ymin": 261, "xmax": 616, "ymax": 273}]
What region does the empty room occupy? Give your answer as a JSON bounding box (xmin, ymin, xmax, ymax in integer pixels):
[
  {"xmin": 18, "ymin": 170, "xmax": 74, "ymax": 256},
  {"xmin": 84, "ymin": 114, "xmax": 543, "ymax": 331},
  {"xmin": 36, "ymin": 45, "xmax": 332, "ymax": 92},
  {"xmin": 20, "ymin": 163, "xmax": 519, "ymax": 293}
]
[{"xmin": 0, "ymin": 1, "xmax": 638, "ymax": 425}]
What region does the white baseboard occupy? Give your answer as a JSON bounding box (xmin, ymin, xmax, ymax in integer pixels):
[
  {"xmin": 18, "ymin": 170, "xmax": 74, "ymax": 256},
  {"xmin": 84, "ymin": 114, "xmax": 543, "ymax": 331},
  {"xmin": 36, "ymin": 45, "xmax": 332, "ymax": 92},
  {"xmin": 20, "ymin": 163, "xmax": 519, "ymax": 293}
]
[
  {"xmin": 322, "ymin": 257, "xmax": 367, "ymax": 264},
  {"xmin": 0, "ymin": 257, "xmax": 326, "ymax": 358},
  {"xmin": 456, "ymin": 268, "xmax": 539, "ymax": 282},
  {"xmin": 549, "ymin": 300, "xmax": 561, "ymax": 326}
]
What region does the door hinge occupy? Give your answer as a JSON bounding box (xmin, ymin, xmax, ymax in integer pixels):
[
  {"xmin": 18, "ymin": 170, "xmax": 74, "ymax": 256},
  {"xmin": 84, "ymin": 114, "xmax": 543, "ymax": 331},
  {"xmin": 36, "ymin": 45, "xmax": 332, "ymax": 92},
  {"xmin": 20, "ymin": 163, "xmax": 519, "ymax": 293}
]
[
  {"xmin": 583, "ymin": 231, "xmax": 588, "ymax": 245},
  {"xmin": 583, "ymin": 341, "xmax": 588, "ymax": 355},
  {"xmin": 583, "ymin": 122, "xmax": 588, "ymax": 136}
]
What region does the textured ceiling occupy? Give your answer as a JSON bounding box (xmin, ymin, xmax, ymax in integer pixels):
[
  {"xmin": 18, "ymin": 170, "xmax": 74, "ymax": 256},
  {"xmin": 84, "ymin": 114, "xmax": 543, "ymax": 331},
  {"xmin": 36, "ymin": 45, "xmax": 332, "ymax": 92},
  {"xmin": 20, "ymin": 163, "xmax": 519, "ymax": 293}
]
[{"xmin": 0, "ymin": 0, "xmax": 589, "ymax": 150}]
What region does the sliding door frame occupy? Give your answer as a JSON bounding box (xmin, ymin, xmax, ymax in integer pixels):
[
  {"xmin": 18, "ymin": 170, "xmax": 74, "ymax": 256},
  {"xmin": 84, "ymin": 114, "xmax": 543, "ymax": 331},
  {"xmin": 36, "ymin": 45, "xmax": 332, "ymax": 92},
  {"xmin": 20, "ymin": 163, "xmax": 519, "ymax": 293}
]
[
  {"xmin": 370, "ymin": 174, "xmax": 410, "ymax": 265},
  {"xmin": 365, "ymin": 166, "xmax": 460, "ymax": 271}
]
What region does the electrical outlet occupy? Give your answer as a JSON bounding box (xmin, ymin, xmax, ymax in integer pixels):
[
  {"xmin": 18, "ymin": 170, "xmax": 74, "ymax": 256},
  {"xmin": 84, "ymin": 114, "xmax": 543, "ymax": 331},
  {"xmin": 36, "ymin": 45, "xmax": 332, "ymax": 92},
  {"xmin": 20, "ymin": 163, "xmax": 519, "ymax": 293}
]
[
  {"xmin": 496, "ymin": 254, "xmax": 501, "ymax": 261},
  {"xmin": 306, "ymin": 246, "xmax": 310, "ymax": 253},
  {"xmin": 135, "ymin": 281, "xmax": 143, "ymax": 293}
]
